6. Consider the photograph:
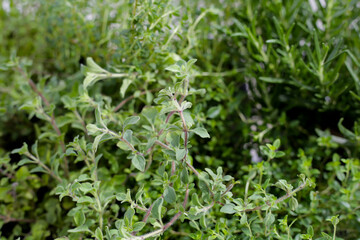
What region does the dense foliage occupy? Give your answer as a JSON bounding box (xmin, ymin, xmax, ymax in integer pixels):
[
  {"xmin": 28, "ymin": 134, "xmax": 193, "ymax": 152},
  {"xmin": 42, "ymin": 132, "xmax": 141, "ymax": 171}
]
[{"xmin": 0, "ymin": 0, "xmax": 359, "ymax": 239}]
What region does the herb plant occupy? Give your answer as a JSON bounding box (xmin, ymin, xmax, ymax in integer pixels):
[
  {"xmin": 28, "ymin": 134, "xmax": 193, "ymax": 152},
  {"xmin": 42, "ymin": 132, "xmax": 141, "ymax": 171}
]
[{"xmin": 0, "ymin": 0, "xmax": 359, "ymax": 239}]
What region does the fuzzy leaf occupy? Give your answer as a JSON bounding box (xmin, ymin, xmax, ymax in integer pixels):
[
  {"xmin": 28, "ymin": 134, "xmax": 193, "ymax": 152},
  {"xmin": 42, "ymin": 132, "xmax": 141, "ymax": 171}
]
[
  {"xmin": 74, "ymin": 210, "xmax": 86, "ymax": 226},
  {"xmin": 176, "ymin": 148, "xmax": 186, "ymax": 161},
  {"xmin": 164, "ymin": 186, "xmax": 176, "ymax": 203},
  {"xmin": 132, "ymin": 154, "xmax": 145, "ymax": 172},
  {"xmin": 12, "ymin": 143, "xmax": 29, "ymax": 155},
  {"xmin": 152, "ymin": 198, "xmax": 164, "ymax": 220},
  {"xmin": 192, "ymin": 127, "xmax": 210, "ymax": 138},
  {"xmin": 95, "ymin": 227, "xmax": 103, "ymax": 240},
  {"xmin": 220, "ymin": 204, "xmax": 236, "ymax": 214},
  {"xmin": 124, "ymin": 116, "xmax": 140, "ymax": 128}
]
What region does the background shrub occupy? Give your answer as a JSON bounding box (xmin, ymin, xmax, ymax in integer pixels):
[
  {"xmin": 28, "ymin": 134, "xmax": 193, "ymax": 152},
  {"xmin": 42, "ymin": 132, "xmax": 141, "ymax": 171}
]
[{"xmin": 0, "ymin": 0, "xmax": 359, "ymax": 239}]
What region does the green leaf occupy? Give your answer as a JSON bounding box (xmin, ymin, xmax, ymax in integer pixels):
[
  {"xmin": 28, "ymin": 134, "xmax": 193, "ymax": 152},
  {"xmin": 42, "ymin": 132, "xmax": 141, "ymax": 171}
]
[
  {"xmin": 87, "ymin": 124, "xmax": 101, "ymax": 135},
  {"xmin": 259, "ymin": 77, "xmax": 285, "ymax": 84},
  {"xmin": 77, "ymin": 196, "xmax": 95, "ymax": 204},
  {"xmin": 86, "ymin": 57, "xmax": 108, "ymax": 74},
  {"xmin": 182, "ymin": 111, "xmax": 194, "ymax": 128},
  {"xmin": 11, "ymin": 143, "xmax": 29, "ymax": 155},
  {"xmin": 120, "ymin": 79, "xmax": 132, "ymax": 98},
  {"xmin": 273, "ymin": 139, "xmax": 281, "ymax": 149},
  {"xmin": 199, "ymin": 214, "xmax": 207, "ymax": 228},
  {"xmin": 116, "ymin": 193, "xmax": 127, "ymax": 202},
  {"xmin": 124, "ymin": 207, "xmax": 135, "ymax": 226},
  {"xmin": 93, "ymin": 133, "xmax": 105, "ymax": 152},
  {"xmin": 79, "ymin": 182, "xmax": 93, "ymax": 194},
  {"xmin": 74, "ymin": 210, "xmax": 86, "ymax": 226},
  {"xmin": 264, "ymin": 212, "xmax": 275, "ymax": 227},
  {"xmin": 186, "ymin": 59, "xmax": 197, "ymax": 69},
  {"xmin": 152, "ymin": 198, "xmax": 164, "ymax": 220},
  {"xmin": 165, "ymin": 64, "xmax": 181, "ymax": 73},
  {"xmin": 83, "ymin": 73, "xmax": 105, "ymax": 90},
  {"xmin": 275, "ymin": 179, "xmax": 293, "ymax": 192},
  {"xmin": 142, "ymin": 107, "xmax": 158, "ymax": 124},
  {"xmin": 176, "ymin": 149, "xmax": 186, "ymax": 161},
  {"xmin": 30, "ymin": 166, "xmax": 48, "ymax": 174},
  {"xmin": 68, "ymin": 225, "xmax": 91, "ymax": 234},
  {"xmin": 95, "ymin": 106, "xmax": 105, "ymax": 127},
  {"xmin": 123, "ymin": 116, "xmax": 140, "ymax": 128},
  {"xmin": 275, "ymin": 151, "xmax": 285, "ymax": 158},
  {"xmin": 307, "ymin": 226, "xmax": 314, "ymax": 237},
  {"xmin": 320, "ymin": 232, "xmax": 332, "ymax": 240},
  {"xmin": 289, "ymin": 197, "xmax": 298, "ymax": 211},
  {"xmin": 207, "ymin": 106, "xmax": 221, "ymax": 119},
  {"xmin": 132, "ymin": 154, "xmax": 145, "ymax": 172},
  {"xmin": 338, "ymin": 118, "xmax": 355, "ymax": 140},
  {"xmin": 220, "ymin": 204, "xmax": 236, "ymax": 214},
  {"xmin": 180, "ymin": 168, "xmax": 189, "ymax": 184},
  {"xmin": 164, "ymin": 186, "xmax": 176, "ymax": 203},
  {"xmin": 61, "ymin": 95, "xmax": 76, "ymax": 110},
  {"xmin": 95, "ymin": 227, "xmax": 103, "ymax": 240},
  {"xmin": 18, "ymin": 159, "xmax": 34, "ymax": 166},
  {"xmin": 192, "ymin": 127, "xmax": 210, "ymax": 138},
  {"xmin": 181, "ymin": 101, "xmax": 192, "ymax": 110},
  {"xmin": 117, "ymin": 141, "xmax": 131, "ymax": 151},
  {"xmin": 123, "ymin": 130, "xmax": 133, "ymax": 143},
  {"xmin": 327, "ymin": 215, "xmax": 340, "ymax": 226},
  {"xmin": 133, "ymin": 222, "xmax": 146, "ymax": 232}
]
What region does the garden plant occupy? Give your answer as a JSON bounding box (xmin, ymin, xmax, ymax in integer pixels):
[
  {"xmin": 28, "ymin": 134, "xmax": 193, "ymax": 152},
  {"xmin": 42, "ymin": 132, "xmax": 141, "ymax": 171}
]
[{"xmin": 0, "ymin": 0, "xmax": 359, "ymax": 239}]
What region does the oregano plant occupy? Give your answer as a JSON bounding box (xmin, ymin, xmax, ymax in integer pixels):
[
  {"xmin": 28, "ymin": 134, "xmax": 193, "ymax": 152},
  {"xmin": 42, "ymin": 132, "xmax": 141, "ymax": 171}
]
[
  {"xmin": 1, "ymin": 0, "xmax": 360, "ymax": 239},
  {"xmin": 9, "ymin": 58, "xmax": 315, "ymax": 239}
]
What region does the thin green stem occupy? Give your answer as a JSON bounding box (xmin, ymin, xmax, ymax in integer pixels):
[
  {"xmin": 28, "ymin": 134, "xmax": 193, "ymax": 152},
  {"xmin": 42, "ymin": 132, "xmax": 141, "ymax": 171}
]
[{"xmin": 25, "ymin": 152, "xmax": 62, "ymax": 182}]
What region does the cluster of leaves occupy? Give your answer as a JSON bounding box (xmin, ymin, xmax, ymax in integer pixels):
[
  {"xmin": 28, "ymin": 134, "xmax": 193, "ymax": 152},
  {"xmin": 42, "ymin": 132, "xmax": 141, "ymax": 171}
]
[{"xmin": 0, "ymin": 0, "xmax": 360, "ymax": 239}]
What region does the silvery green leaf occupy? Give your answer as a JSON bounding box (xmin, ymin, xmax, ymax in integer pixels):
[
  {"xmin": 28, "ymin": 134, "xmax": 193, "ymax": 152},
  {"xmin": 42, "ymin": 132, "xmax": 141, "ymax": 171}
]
[
  {"xmin": 152, "ymin": 198, "xmax": 163, "ymax": 220},
  {"xmin": 12, "ymin": 142, "xmax": 29, "ymax": 155},
  {"xmin": 289, "ymin": 197, "xmax": 298, "ymax": 211},
  {"xmin": 180, "ymin": 168, "xmax": 189, "ymax": 184},
  {"xmin": 192, "ymin": 127, "xmax": 210, "ymax": 138},
  {"xmin": 133, "ymin": 222, "xmax": 146, "ymax": 232},
  {"xmin": 264, "ymin": 212, "xmax": 275, "ymax": 227},
  {"xmin": 142, "ymin": 107, "xmax": 158, "ymax": 124},
  {"xmin": 86, "ymin": 124, "xmax": 101, "ymax": 135},
  {"xmin": 220, "ymin": 204, "xmax": 236, "ymax": 214},
  {"xmin": 123, "ymin": 116, "xmax": 140, "ymax": 128},
  {"xmin": 18, "ymin": 159, "xmax": 34, "ymax": 166},
  {"xmin": 61, "ymin": 95, "xmax": 76, "ymax": 110},
  {"xmin": 95, "ymin": 227, "xmax": 104, "ymax": 240},
  {"xmin": 86, "ymin": 57, "xmax": 108, "ymax": 74},
  {"xmin": 273, "ymin": 139, "xmax": 281, "ymax": 149},
  {"xmin": 165, "ymin": 64, "xmax": 181, "ymax": 73},
  {"xmin": 95, "ymin": 105, "xmax": 105, "ymax": 128},
  {"xmin": 181, "ymin": 101, "xmax": 192, "ymax": 110},
  {"xmin": 74, "ymin": 210, "xmax": 86, "ymax": 226},
  {"xmin": 120, "ymin": 79, "xmax": 132, "ymax": 98},
  {"xmin": 176, "ymin": 148, "xmax": 186, "ymax": 161},
  {"xmin": 83, "ymin": 73, "xmax": 106, "ymax": 90},
  {"xmin": 124, "ymin": 208, "xmax": 135, "ymax": 226},
  {"xmin": 132, "ymin": 154, "xmax": 145, "ymax": 172},
  {"xmin": 164, "ymin": 186, "xmax": 176, "ymax": 203},
  {"xmin": 123, "ymin": 130, "xmax": 133, "ymax": 143}
]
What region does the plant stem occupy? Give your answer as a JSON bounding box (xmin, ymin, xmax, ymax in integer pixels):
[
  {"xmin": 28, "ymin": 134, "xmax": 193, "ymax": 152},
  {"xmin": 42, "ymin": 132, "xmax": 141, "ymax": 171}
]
[
  {"xmin": 243, "ymin": 181, "xmax": 306, "ymax": 212},
  {"xmin": 74, "ymin": 109, "xmax": 89, "ymax": 137},
  {"xmin": 25, "ymin": 152, "xmax": 62, "ymax": 182},
  {"xmin": 95, "ymin": 190, "xmax": 103, "ymax": 230},
  {"xmin": 16, "ymin": 66, "xmax": 69, "ymax": 178},
  {"xmin": 114, "ymin": 89, "xmax": 158, "ymax": 112},
  {"xmin": 132, "ymin": 186, "xmax": 189, "ymax": 240},
  {"xmin": 0, "ymin": 215, "xmax": 35, "ymax": 223}
]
